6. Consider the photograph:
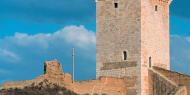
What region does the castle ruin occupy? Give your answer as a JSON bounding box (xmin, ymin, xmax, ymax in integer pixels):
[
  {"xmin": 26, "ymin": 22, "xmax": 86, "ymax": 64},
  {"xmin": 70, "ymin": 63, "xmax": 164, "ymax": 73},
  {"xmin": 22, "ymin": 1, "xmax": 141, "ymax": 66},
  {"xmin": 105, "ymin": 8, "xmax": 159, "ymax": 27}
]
[{"xmin": 1, "ymin": 0, "xmax": 190, "ymax": 95}]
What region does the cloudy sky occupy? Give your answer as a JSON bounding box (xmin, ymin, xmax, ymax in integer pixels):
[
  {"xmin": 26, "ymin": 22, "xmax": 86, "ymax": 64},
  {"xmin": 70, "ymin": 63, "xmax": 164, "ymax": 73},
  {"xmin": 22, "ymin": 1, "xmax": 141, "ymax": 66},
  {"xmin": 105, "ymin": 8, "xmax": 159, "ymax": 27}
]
[{"xmin": 0, "ymin": 0, "xmax": 190, "ymax": 83}]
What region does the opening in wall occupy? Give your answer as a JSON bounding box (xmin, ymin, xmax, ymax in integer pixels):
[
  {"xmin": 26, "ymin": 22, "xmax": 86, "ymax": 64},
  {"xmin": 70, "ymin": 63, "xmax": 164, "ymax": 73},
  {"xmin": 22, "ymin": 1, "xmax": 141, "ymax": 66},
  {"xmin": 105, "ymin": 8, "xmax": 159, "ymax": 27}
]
[
  {"xmin": 114, "ymin": 3, "xmax": 118, "ymax": 8},
  {"xmin": 44, "ymin": 63, "xmax": 47, "ymax": 74},
  {"xmin": 149, "ymin": 57, "xmax": 152, "ymax": 68},
  {"xmin": 123, "ymin": 51, "xmax": 127, "ymax": 60},
  {"xmin": 114, "ymin": 0, "xmax": 118, "ymax": 8},
  {"xmin": 155, "ymin": 5, "xmax": 158, "ymax": 11}
]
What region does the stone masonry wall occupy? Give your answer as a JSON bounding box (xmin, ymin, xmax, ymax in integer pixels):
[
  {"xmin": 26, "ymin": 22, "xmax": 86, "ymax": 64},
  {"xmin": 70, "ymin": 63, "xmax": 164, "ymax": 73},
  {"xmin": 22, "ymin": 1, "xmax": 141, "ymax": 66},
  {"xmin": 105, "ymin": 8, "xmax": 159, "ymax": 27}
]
[
  {"xmin": 2, "ymin": 60, "xmax": 130, "ymax": 95},
  {"xmin": 44, "ymin": 60, "xmax": 63, "ymax": 75},
  {"xmin": 153, "ymin": 66, "xmax": 190, "ymax": 95},
  {"xmin": 96, "ymin": 0, "xmax": 172, "ymax": 95},
  {"xmin": 2, "ymin": 60, "xmax": 72, "ymax": 89},
  {"xmin": 149, "ymin": 68, "xmax": 179, "ymax": 95},
  {"xmin": 141, "ymin": 0, "xmax": 170, "ymax": 70},
  {"xmin": 175, "ymin": 87, "xmax": 187, "ymax": 95},
  {"xmin": 2, "ymin": 75, "xmax": 45, "ymax": 89},
  {"xmin": 2, "ymin": 60, "xmax": 190, "ymax": 95},
  {"xmin": 141, "ymin": 0, "xmax": 171, "ymax": 94},
  {"xmin": 68, "ymin": 77, "xmax": 129, "ymax": 95},
  {"xmin": 96, "ymin": 0, "xmax": 141, "ymax": 94}
]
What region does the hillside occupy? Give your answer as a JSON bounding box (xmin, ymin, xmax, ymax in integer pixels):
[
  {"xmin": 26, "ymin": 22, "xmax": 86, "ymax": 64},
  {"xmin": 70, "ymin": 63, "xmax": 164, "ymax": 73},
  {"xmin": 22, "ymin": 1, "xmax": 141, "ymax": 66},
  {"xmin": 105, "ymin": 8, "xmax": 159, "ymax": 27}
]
[{"xmin": 0, "ymin": 79, "xmax": 78, "ymax": 95}]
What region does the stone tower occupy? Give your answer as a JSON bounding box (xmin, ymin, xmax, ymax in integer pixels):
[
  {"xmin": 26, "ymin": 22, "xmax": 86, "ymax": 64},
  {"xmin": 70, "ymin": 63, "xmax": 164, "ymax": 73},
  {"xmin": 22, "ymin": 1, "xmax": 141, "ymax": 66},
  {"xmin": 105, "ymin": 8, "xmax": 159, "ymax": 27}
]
[
  {"xmin": 96, "ymin": 0, "xmax": 172, "ymax": 95},
  {"xmin": 44, "ymin": 60, "xmax": 63, "ymax": 75}
]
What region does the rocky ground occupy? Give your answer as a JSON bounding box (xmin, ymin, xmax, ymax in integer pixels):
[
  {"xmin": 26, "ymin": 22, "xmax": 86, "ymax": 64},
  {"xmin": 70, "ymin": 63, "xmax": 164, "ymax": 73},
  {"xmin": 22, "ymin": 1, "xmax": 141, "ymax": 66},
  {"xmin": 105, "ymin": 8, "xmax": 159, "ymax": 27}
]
[{"xmin": 0, "ymin": 79, "xmax": 78, "ymax": 95}]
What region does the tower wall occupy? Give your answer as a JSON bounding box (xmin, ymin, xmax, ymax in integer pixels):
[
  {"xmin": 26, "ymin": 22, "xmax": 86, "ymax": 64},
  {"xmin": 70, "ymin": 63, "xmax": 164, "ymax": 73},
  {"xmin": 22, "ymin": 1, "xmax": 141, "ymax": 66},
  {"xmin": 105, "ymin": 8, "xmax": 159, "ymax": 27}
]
[
  {"xmin": 141, "ymin": 0, "xmax": 170, "ymax": 94},
  {"xmin": 96, "ymin": 0, "xmax": 141, "ymax": 94},
  {"xmin": 96, "ymin": 0, "xmax": 171, "ymax": 95},
  {"xmin": 44, "ymin": 60, "xmax": 63, "ymax": 75}
]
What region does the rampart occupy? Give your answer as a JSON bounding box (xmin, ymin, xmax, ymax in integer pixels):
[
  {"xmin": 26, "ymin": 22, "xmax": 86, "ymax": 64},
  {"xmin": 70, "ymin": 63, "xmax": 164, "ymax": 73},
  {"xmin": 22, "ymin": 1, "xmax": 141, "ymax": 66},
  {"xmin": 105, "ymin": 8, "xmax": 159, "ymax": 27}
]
[
  {"xmin": 2, "ymin": 60, "xmax": 190, "ymax": 95},
  {"xmin": 149, "ymin": 67, "xmax": 190, "ymax": 95},
  {"xmin": 1, "ymin": 60, "xmax": 130, "ymax": 95}
]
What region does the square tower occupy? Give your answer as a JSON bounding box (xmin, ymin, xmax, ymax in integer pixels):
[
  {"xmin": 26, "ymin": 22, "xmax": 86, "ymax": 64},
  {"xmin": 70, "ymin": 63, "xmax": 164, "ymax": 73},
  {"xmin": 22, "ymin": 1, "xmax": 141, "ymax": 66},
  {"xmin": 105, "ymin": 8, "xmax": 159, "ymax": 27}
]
[
  {"xmin": 44, "ymin": 60, "xmax": 63, "ymax": 75},
  {"xmin": 96, "ymin": 0, "xmax": 172, "ymax": 95}
]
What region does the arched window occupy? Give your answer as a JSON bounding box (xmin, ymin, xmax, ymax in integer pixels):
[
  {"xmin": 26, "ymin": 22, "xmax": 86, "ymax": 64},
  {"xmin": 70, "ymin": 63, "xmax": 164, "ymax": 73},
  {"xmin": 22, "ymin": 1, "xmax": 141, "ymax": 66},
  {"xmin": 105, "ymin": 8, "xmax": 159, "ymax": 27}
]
[{"xmin": 123, "ymin": 51, "xmax": 127, "ymax": 60}]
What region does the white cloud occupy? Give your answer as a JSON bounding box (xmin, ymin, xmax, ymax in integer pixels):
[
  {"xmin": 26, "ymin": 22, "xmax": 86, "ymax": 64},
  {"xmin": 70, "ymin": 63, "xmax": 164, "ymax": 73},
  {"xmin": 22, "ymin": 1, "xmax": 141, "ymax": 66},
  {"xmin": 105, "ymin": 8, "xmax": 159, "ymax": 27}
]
[
  {"xmin": 0, "ymin": 25, "xmax": 96, "ymax": 80},
  {"xmin": 58, "ymin": 25, "xmax": 96, "ymax": 48},
  {"xmin": 1, "ymin": 26, "xmax": 190, "ymax": 80},
  {"xmin": 0, "ymin": 48, "xmax": 20, "ymax": 63},
  {"xmin": 5, "ymin": 25, "xmax": 95, "ymax": 50}
]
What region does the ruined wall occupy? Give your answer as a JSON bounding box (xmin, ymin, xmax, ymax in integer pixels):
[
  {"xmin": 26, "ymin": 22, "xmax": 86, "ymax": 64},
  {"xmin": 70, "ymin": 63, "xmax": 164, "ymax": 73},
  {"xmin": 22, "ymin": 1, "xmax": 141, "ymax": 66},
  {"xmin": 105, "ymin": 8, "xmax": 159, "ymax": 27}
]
[
  {"xmin": 2, "ymin": 75, "xmax": 45, "ymax": 89},
  {"xmin": 2, "ymin": 60, "xmax": 129, "ymax": 95},
  {"xmin": 2, "ymin": 76, "xmax": 135, "ymax": 95},
  {"xmin": 2, "ymin": 73, "xmax": 72, "ymax": 89},
  {"xmin": 96, "ymin": 0, "xmax": 141, "ymax": 94},
  {"xmin": 2, "ymin": 60, "xmax": 72, "ymax": 89},
  {"xmin": 2, "ymin": 60, "xmax": 190, "ymax": 95},
  {"xmin": 44, "ymin": 60, "xmax": 63, "ymax": 75}
]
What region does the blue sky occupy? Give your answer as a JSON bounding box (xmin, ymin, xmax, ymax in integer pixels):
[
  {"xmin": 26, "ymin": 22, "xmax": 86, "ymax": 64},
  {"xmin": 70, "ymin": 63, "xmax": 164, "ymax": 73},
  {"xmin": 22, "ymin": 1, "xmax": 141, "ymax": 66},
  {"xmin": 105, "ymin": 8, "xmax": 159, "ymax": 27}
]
[{"xmin": 0, "ymin": 0, "xmax": 190, "ymax": 83}]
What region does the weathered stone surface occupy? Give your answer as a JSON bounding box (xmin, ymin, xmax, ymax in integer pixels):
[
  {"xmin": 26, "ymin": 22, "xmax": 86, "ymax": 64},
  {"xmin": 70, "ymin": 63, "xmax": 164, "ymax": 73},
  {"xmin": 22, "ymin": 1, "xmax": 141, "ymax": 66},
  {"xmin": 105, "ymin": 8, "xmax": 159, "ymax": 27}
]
[
  {"xmin": 2, "ymin": 61, "xmax": 190, "ymax": 95},
  {"xmin": 152, "ymin": 67, "xmax": 190, "ymax": 95},
  {"xmin": 1, "ymin": 61, "xmax": 129, "ymax": 95},
  {"xmin": 149, "ymin": 68, "xmax": 178, "ymax": 95},
  {"xmin": 96, "ymin": 0, "xmax": 142, "ymax": 94},
  {"xmin": 44, "ymin": 60, "xmax": 63, "ymax": 75},
  {"xmin": 101, "ymin": 61, "xmax": 137, "ymax": 70},
  {"xmin": 2, "ymin": 0, "xmax": 190, "ymax": 95},
  {"xmin": 96, "ymin": 0, "xmax": 172, "ymax": 95},
  {"xmin": 2, "ymin": 61, "xmax": 69, "ymax": 89}
]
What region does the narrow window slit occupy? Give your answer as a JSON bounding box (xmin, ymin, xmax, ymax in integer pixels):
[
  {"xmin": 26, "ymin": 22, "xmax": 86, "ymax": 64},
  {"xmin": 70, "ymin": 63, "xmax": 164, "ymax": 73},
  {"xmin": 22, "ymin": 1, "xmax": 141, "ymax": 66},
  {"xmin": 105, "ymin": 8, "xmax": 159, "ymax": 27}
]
[
  {"xmin": 44, "ymin": 63, "xmax": 47, "ymax": 74},
  {"xmin": 155, "ymin": 5, "xmax": 158, "ymax": 11},
  {"xmin": 114, "ymin": 3, "xmax": 118, "ymax": 8},
  {"xmin": 149, "ymin": 57, "xmax": 152, "ymax": 68},
  {"xmin": 123, "ymin": 51, "xmax": 127, "ymax": 60}
]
